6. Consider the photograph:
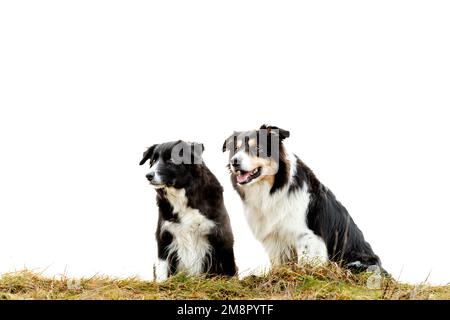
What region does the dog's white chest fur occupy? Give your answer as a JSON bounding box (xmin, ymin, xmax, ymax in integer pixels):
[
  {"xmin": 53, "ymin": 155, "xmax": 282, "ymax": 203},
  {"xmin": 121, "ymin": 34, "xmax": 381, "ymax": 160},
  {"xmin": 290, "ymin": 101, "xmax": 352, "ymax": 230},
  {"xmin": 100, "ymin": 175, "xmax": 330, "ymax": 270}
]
[
  {"xmin": 240, "ymin": 156, "xmax": 328, "ymax": 265},
  {"xmin": 161, "ymin": 188, "xmax": 215, "ymax": 276}
]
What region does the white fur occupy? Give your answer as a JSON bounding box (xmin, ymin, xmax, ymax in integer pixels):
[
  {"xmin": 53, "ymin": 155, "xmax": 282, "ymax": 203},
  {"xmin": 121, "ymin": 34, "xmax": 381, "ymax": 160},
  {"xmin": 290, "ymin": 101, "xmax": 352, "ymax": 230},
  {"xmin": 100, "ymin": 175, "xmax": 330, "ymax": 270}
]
[
  {"xmin": 239, "ymin": 153, "xmax": 328, "ymax": 265},
  {"xmin": 159, "ymin": 187, "xmax": 215, "ymax": 276},
  {"xmin": 147, "ymin": 160, "xmax": 163, "ymax": 186},
  {"xmin": 232, "ymin": 151, "xmax": 253, "ymax": 171},
  {"xmin": 154, "ymin": 259, "xmax": 169, "ymax": 282}
]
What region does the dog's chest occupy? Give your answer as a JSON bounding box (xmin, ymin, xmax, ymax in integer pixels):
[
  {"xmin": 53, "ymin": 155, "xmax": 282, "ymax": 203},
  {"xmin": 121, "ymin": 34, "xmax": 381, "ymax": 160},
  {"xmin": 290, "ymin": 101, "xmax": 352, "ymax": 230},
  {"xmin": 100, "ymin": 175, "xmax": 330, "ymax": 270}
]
[
  {"xmin": 161, "ymin": 188, "xmax": 215, "ymax": 275},
  {"xmin": 242, "ymin": 182, "xmax": 311, "ymax": 243}
]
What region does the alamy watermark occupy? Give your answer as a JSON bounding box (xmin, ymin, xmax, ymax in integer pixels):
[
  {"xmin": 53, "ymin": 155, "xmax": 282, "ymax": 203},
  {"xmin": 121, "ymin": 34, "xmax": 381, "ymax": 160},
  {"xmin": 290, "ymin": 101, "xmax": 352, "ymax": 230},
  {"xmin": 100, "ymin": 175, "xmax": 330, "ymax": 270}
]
[
  {"xmin": 67, "ymin": 279, "xmax": 81, "ymax": 290},
  {"xmin": 366, "ymin": 265, "xmax": 382, "ymax": 289}
]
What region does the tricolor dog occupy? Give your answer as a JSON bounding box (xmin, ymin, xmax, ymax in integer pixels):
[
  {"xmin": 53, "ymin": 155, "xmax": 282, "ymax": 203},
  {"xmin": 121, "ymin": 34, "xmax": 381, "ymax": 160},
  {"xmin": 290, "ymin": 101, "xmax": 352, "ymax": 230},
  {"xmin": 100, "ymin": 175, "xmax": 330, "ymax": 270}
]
[
  {"xmin": 140, "ymin": 140, "xmax": 237, "ymax": 281},
  {"xmin": 223, "ymin": 125, "xmax": 383, "ymax": 272}
]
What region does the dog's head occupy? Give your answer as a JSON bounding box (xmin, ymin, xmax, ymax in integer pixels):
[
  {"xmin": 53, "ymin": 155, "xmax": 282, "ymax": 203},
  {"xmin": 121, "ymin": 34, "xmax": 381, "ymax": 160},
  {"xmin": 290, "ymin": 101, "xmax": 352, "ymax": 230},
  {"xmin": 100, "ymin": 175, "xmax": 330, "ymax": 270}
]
[
  {"xmin": 222, "ymin": 124, "xmax": 290, "ymax": 186},
  {"xmin": 139, "ymin": 140, "xmax": 204, "ymax": 189}
]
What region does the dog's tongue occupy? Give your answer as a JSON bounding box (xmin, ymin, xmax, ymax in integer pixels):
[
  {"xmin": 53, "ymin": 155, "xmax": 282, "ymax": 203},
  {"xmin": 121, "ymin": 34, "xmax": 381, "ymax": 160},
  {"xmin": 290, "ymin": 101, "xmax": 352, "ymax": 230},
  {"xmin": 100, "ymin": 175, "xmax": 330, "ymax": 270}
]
[{"xmin": 237, "ymin": 172, "xmax": 252, "ymax": 184}]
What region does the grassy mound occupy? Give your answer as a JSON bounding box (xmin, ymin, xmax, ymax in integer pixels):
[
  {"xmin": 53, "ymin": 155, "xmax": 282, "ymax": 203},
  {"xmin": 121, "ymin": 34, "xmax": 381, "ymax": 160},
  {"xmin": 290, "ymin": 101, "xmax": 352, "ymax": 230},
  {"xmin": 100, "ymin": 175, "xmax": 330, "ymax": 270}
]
[{"xmin": 1, "ymin": 263, "xmax": 448, "ymax": 300}]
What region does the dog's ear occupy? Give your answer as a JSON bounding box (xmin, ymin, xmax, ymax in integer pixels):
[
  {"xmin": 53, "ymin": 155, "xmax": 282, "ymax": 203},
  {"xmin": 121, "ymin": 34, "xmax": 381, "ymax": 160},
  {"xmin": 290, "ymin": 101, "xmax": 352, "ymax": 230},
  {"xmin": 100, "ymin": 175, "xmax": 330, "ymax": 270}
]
[
  {"xmin": 260, "ymin": 124, "xmax": 290, "ymax": 141},
  {"xmin": 190, "ymin": 142, "xmax": 204, "ymax": 164},
  {"xmin": 222, "ymin": 132, "xmax": 237, "ymax": 152},
  {"xmin": 139, "ymin": 144, "xmax": 158, "ymax": 165}
]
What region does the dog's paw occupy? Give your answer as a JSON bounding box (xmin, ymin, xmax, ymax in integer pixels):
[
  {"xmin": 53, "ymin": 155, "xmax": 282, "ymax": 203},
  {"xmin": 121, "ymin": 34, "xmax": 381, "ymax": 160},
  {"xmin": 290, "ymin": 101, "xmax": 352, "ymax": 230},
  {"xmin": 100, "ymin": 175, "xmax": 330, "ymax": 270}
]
[{"xmin": 153, "ymin": 260, "xmax": 169, "ymax": 282}]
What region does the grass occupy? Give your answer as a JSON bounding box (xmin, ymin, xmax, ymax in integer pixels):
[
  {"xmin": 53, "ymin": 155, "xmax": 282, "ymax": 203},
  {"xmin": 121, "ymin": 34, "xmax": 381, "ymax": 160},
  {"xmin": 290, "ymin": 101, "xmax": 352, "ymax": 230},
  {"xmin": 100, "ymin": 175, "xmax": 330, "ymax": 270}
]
[{"xmin": 0, "ymin": 263, "xmax": 449, "ymax": 300}]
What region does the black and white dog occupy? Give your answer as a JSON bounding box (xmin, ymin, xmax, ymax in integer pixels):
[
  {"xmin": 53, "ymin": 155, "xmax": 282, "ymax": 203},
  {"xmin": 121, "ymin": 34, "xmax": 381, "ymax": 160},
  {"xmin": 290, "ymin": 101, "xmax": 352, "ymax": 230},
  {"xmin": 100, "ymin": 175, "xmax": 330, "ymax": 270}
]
[
  {"xmin": 223, "ymin": 125, "xmax": 382, "ymax": 272},
  {"xmin": 140, "ymin": 140, "xmax": 237, "ymax": 281}
]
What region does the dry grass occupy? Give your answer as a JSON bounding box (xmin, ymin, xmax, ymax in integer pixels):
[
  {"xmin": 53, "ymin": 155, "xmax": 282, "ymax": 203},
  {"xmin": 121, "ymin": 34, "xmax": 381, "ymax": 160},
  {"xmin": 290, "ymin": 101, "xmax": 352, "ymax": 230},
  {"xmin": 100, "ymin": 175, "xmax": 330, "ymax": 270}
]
[{"xmin": 1, "ymin": 263, "xmax": 449, "ymax": 300}]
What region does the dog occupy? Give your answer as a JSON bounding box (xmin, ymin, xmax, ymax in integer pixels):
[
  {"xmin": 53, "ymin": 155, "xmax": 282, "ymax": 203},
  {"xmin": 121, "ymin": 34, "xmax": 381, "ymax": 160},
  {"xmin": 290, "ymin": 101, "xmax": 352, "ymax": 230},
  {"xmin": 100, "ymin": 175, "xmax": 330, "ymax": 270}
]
[
  {"xmin": 223, "ymin": 125, "xmax": 383, "ymax": 272},
  {"xmin": 140, "ymin": 140, "xmax": 237, "ymax": 281}
]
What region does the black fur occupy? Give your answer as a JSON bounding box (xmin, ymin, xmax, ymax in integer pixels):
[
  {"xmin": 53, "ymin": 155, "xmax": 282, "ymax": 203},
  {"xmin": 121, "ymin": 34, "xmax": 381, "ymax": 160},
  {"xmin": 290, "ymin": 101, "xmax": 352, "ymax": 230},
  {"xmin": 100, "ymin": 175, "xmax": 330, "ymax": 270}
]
[
  {"xmin": 223, "ymin": 125, "xmax": 383, "ymax": 272},
  {"xmin": 140, "ymin": 141, "xmax": 237, "ymax": 277},
  {"xmin": 292, "ymin": 157, "xmax": 382, "ymax": 270}
]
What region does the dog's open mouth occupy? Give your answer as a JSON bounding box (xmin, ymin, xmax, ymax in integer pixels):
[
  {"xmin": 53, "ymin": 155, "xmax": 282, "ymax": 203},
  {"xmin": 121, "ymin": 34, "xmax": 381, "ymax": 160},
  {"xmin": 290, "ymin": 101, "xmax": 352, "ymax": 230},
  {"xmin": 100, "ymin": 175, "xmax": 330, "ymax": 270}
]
[{"xmin": 236, "ymin": 167, "xmax": 261, "ymax": 185}]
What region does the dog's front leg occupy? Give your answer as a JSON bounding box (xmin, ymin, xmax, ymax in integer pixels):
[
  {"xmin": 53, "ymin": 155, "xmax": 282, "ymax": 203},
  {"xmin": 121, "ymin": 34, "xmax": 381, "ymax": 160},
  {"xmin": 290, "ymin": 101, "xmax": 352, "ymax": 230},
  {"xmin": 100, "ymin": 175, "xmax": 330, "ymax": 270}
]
[
  {"xmin": 262, "ymin": 236, "xmax": 295, "ymax": 266},
  {"xmin": 153, "ymin": 259, "xmax": 169, "ymax": 282},
  {"xmin": 155, "ymin": 228, "xmax": 174, "ymax": 282}
]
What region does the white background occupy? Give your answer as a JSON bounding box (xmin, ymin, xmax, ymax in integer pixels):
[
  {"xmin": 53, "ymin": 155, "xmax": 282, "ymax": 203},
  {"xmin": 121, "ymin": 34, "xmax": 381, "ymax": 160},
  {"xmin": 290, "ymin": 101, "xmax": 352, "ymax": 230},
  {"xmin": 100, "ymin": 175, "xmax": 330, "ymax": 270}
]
[{"xmin": 0, "ymin": 1, "xmax": 449, "ymax": 285}]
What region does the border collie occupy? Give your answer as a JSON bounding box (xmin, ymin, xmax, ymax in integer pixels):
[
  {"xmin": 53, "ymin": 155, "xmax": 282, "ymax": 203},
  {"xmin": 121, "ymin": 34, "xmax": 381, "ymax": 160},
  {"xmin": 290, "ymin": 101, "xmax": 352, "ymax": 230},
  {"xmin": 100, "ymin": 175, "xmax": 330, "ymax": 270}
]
[
  {"xmin": 140, "ymin": 140, "xmax": 237, "ymax": 281},
  {"xmin": 222, "ymin": 125, "xmax": 382, "ymax": 272}
]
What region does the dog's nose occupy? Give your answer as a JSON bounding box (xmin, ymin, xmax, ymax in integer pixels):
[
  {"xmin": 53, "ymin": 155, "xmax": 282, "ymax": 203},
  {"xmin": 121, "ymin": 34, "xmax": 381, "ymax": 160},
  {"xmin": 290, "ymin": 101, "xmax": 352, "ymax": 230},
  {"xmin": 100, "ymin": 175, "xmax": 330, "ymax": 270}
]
[
  {"xmin": 231, "ymin": 157, "xmax": 241, "ymax": 169},
  {"xmin": 146, "ymin": 172, "xmax": 155, "ymax": 181}
]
